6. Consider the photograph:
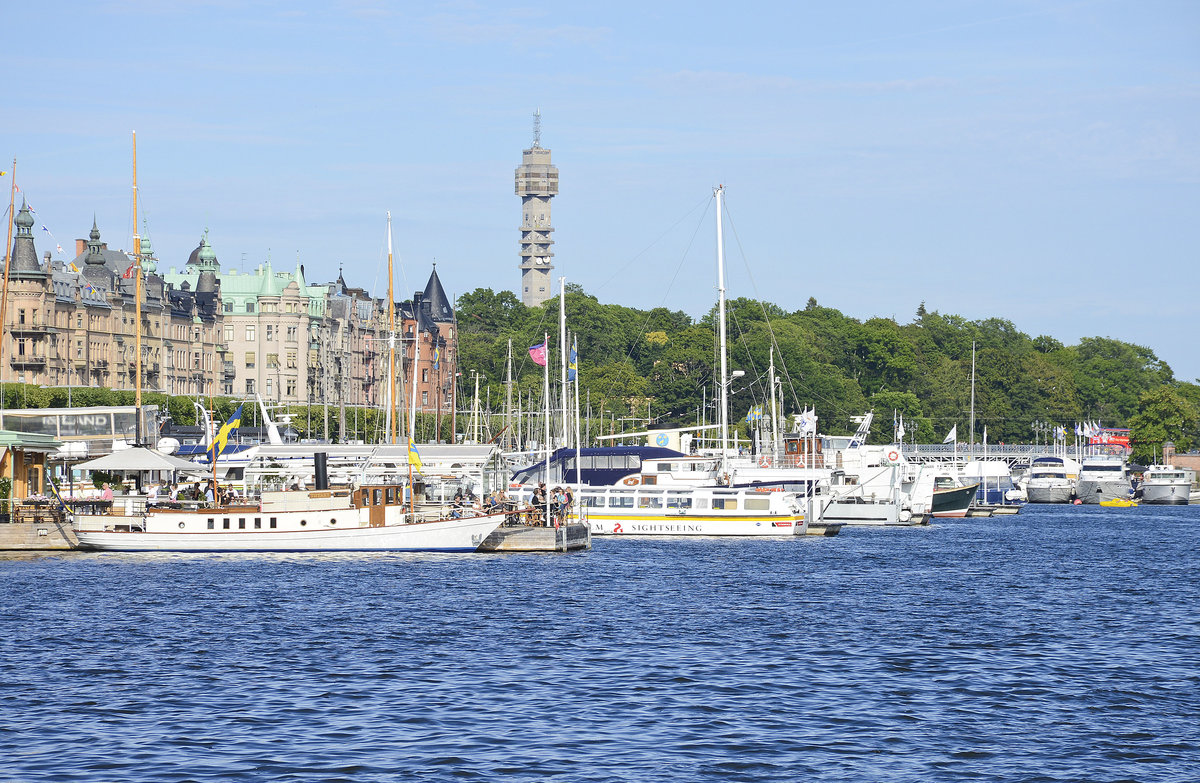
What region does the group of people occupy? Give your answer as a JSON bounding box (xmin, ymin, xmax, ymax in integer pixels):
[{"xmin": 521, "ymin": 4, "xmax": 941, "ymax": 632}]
[{"xmin": 530, "ymin": 482, "xmax": 573, "ymax": 527}]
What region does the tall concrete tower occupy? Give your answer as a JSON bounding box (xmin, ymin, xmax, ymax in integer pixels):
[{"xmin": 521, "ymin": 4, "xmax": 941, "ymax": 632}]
[{"xmin": 515, "ymin": 110, "xmax": 558, "ymax": 307}]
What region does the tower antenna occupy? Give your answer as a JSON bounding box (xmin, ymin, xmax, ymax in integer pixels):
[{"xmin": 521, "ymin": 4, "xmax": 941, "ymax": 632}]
[{"xmin": 532, "ymin": 109, "xmax": 542, "ymax": 148}]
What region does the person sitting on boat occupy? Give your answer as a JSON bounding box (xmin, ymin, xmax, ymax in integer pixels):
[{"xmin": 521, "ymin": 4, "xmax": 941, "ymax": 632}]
[
  {"xmin": 101, "ymin": 483, "xmax": 114, "ymax": 502},
  {"xmin": 204, "ymin": 482, "xmax": 215, "ymax": 504},
  {"xmin": 168, "ymin": 483, "xmax": 180, "ymax": 502},
  {"xmin": 147, "ymin": 483, "xmax": 160, "ymax": 503}
]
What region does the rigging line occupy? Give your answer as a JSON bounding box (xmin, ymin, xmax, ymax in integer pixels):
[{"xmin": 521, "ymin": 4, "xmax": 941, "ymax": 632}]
[
  {"xmin": 724, "ymin": 200, "xmax": 850, "ymax": 421},
  {"xmin": 592, "ymin": 193, "xmax": 711, "ymax": 296}
]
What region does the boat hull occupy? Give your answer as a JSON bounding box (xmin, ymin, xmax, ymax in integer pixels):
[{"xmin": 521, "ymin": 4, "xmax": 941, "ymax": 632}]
[
  {"xmin": 1140, "ymin": 484, "xmax": 1190, "ymax": 505},
  {"xmin": 584, "ymin": 512, "xmax": 806, "ymax": 536},
  {"xmin": 1075, "ymin": 478, "xmax": 1132, "ymax": 504},
  {"xmin": 1026, "ymin": 482, "xmax": 1074, "ymax": 504},
  {"xmin": 931, "ymin": 483, "xmax": 977, "ymax": 518}
]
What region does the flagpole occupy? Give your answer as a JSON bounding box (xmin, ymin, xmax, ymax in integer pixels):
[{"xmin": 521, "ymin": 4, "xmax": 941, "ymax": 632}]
[{"xmin": 559, "ymin": 277, "xmax": 568, "ymax": 449}]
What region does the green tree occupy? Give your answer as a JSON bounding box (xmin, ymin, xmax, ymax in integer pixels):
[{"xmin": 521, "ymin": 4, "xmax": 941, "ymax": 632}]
[{"xmin": 1128, "ymin": 387, "xmax": 1197, "ymax": 463}]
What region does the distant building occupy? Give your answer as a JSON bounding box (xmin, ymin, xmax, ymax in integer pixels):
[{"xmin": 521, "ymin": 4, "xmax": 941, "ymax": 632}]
[
  {"xmin": 515, "ymin": 110, "xmax": 557, "ymax": 307},
  {"xmin": 3, "ymin": 203, "xmax": 457, "ymax": 420}
]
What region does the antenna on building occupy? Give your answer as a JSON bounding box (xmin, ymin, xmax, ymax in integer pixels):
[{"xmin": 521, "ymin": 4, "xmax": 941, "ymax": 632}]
[{"xmin": 532, "ymin": 109, "xmax": 542, "ymax": 148}]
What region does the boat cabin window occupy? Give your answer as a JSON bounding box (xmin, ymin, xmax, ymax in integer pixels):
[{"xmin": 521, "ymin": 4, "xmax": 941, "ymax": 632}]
[
  {"xmin": 656, "ymin": 463, "xmax": 674, "ymax": 472},
  {"xmin": 641, "ymin": 476, "xmax": 657, "ymax": 486},
  {"xmin": 373, "ymin": 489, "xmax": 383, "ymax": 505},
  {"xmin": 712, "ymin": 498, "xmax": 737, "ymax": 510},
  {"xmin": 239, "ymin": 518, "xmax": 246, "ymax": 529},
  {"xmin": 254, "ymin": 518, "xmax": 262, "ymax": 529},
  {"xmin": 270, "ymin": 518, "xmax": 277, "ymax": 528},
  {"xmin": 223, "ymin": 518, "xmax": 231, "ymax": 530},
  {"xmin": 609, "ymin": 495, "xmax": 634, "ymax": 508},
  {"xmin": 934, "ymin": 477, "xmax": 957, "ymax": 489},
  {"xmin": 581, "ymin": 495, "xmax": 603, "ymax": 507},
  {"xmin": 1088, "ymin": 464, "xmax": 1124, "ymax": 472},
  {"xmin": 638, "ymin": 496, "xmax": 662, "ymax": 509},
  {"xmin": 744, "ymin": 498, "xmax": 770, "ymax": 511},
  {"xmin": 386, "ymin": 488, "xmax": 395, "ymax": 504},
  {"xmin": 207, "ymin": 518, "xmax": 215, "ymax": 530},
  {"xmin": 695, "ymin": 498, "xmax": 709, "ymax": 510},
  {"xmin": 666, "ymin": 495, "xmax": 692, "ymax": 509}
]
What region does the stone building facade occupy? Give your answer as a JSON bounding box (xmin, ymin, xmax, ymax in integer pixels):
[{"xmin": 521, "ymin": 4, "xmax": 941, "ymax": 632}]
[{"xmin": 3, "ymin": 205, "xmax": 457, "ymax": 419}]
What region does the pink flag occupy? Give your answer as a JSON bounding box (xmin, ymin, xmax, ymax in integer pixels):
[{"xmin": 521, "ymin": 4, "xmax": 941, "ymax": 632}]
[{"xmin": 528, "ymin": 341, "xmax": 547, "ymax": 367}]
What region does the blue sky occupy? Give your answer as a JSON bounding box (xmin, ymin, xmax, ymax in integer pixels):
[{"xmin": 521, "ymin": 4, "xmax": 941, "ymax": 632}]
[{"xmin": 5, "ymin": 1, "xmax": 1199, "ymax": 381}]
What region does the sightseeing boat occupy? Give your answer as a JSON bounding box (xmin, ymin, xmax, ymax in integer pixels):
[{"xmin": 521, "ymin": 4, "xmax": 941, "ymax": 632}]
[
  {"xmin": 1137, "ymin": 464, "xmax": 1193, "ymax": 506},
  {"xmin": 71, "ymin": 483, "xmax": 508, "ymax": 552},
  {"xmin": 1074, "ymin": 455, "xmax": 1132, "ymax": 504}
]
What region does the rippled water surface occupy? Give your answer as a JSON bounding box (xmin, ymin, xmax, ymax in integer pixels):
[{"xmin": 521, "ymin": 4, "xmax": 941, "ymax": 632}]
[{"xmin": 3, "ymin": 504, "xmax": 1199, "ymax": 782}]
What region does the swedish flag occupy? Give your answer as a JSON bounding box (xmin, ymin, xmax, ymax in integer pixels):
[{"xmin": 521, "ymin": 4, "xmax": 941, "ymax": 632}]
[
  {"xmin": 45, "ymin": 468, "xmax": 71, "ymax": 513},
  {"xmin": 433, "ymin": 345, "xmax": 440, "ymax": 370},
  {"xmin": 568, "ymin": 336, "xmax": 578, "ymax": 382},
  {"xmin": 407, "ymin": 438, "xmax": 424, "ymax": 473},
  {"xmin": 207, "ymin": 403, "xmax": 244, "ymax": 464}
]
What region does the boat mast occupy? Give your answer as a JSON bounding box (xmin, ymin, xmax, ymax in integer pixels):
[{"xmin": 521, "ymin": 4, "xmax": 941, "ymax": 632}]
[
  {"xmin": 969, "ymin": 340, "xmax": 976, "ymax": 453},
  {"xmin": 505, "ymin": 339, "xmax": 513, "ymax": 451},
  {"xmin": 0, "ymin": 159, "xmax": 17, "ymax": 411},
  {"xmin": 715, "ymin": 185, "xmax": 729, "ymax": 477},
  {"xmin": 768, "ymin": 346, "xmax": 780, "ymax": 463},
  {"xmin": 559, "ymin": 276, "xmax": 568, "ymax": 448},
  {"xmin": 132, "ymin": 132, "xmax": 145, "ymax": 445},
  {"xmin": 386, "ymin": 212, "xmax": 397, "ymax": 445}
]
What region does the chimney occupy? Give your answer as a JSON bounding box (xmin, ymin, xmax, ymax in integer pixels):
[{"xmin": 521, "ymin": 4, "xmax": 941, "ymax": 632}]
[{"xmin": 76, "ymin": 239, "xmax": 86, "ymax": 256}]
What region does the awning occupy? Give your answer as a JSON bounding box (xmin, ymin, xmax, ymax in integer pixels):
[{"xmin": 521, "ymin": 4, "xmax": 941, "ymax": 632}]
[{"xmin": 73, "ymin": 447, "xmax": 208, "ymax": 473}]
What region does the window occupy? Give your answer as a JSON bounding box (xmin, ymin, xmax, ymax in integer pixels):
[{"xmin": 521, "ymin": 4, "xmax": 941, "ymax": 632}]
[
  {"xmin": 269, "ymin": 518, "xmax": 277, "ymax": 528},
  {"xmin": 582, "ymin": 495, "xmax": 603, "ymax": 507},
  {"xmin": 266, "ymin": 325, "xmax": 275, "ymax": 341},
  {"xmin": 609, "ymin": 495, "xmax": 634, "ymax": 508},
  {"xmin": 238, "ymin": 518, "xmax": 246, "ymax": 529},
  {"xmin": 223, "ymin": 518, "xmax": 231, "ymax": 529},
  {"xmin": 245, "ymin": 352, "xmax": 256, "ymax": 368},
  {"xmin": 223, "ymin": 303, "xmax": 234, "ymax": 313},
  {"xmin": 422, "ymin": 368, "xmax": 429, "ymax": 382},
  {"xmin": 224, "ymin": 325, "xmax": 234, "ymax": 341},
  {"xmin": 712, "ymin": 498, "xmax": 737, "ymax": 510},
  {"xmin": 638, "ymin": 496, "xmax": 663, "ymax": 509},
  {"xmin": 246, "ymin": 379, "xmax": 255, "ymax": 393},
  {"xmin": 267, "ymin": 353, "xmax": 279, "ymax": 368},
  {"xmin": 246, "ymin": 302, "xmax": 255, "ymax": 313},
  {"xmin": 246, "ymin": 325, "xmax": 256, "ymax": 341},
  {"xmin": 421, "ymin": 391, "xmax": 428, "ymax": 405},
  {"xmin": 286, "ymin": 351, "xmax": 297, "ymax": 368},
  {"xmin": 744, "ymin": 498, "xmax": 770, "ymax": 511},
  {"xmin": 667, "ymin": 495, "xmax": 693, "ymax": 509},
  {"xmin": 254, "ymin": 518, "xmax": 262, "ymax": 529},
  {"xmin": 207, "ymin": 519, "xmax": 215, "ymax": 530},
  {"xmin": 286, "ymin": 380, "xmax": 296, "ymax": 397},
  {"xmin": 17, "ymin": 309, "xmax": 25, "ymax": 324},
  {"xmin": 286, "ymin": 326, "xmax": 298, "ymax": 341},
  {"xmin": 266, "ymin": 378, "xmax": 273, "ymax": 396}
]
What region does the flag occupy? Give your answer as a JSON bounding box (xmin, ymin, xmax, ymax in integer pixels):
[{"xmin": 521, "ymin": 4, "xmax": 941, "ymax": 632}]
[
  {"xmin": 432, "ymin": 345, "xmax": 440, "ymax": 370},
  {"xmin": 943, "ymin": 424, "xmax": 957, "ymax": 444},
  {"xmin": 528, "ymin": 341, "xmax": 547, "ymax": 367},
  {"xmin": 407, "ymin": 438, "xmax": 424, "ymax": 472},
  {"xmin": 206, "ymin": 403, "xmax": 244, "ymax": 464},
  {"xmin": 122, "ymin": 261, "xmax": 137, "ymax": 279},
  {"xmin": 66, "ymin": 259, "xmax": 78, "ymax": 271},
  {"xmin": 982, "ymin": 425, "xmax": 988, "ymax": 445},
  {"xmin": 567, "ymin": 336, "xmax": 578, "ymax": 382},
  {"xmin": 896, "ymin": 413, "xmax": 906, "ymax": 441},
  {"xmin": 45, "ymin": 468, "xmax": 71, "ymax": 514}
]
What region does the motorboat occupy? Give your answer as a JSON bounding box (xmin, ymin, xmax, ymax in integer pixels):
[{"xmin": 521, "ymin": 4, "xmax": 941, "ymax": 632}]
[
  {"xmin": 1025, "ymin": 455, "xmax": 1077, "ymax": 504},
  {"xmin": 1075, "ymin": 455, "xmax": 1132, "ymax": 504},
  {"xmin": 1137, "ymin": 464, "xmax": 1193, "ymax": 505}
]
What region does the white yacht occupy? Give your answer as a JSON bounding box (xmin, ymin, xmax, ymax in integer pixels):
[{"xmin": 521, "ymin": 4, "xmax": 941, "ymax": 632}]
[
  {"xmin": 1025, "ymin": 455, "xmax": 1077, "ymax": 504},
  {"xmin": 1075, "ymin": 455, "xmax": 1132, "ymax": 504},
  {"xmin": 1137, "ymin": 465, "xmax": 1193, "ymax": 505}
]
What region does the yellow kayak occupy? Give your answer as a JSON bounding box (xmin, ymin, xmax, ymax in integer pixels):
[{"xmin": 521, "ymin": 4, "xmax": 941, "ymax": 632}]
[{"xmin": 1099, "ymin": 498, "xmax": 1138, "ymax": 508}]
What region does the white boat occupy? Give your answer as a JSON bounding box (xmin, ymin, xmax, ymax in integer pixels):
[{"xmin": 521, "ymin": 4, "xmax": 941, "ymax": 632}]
[
  {"xmin": 1075, "ymin": 455, "xmax": 1132, "ymax": 504},
  {"xmin": 1138, "ymin": 464, "xmax": 1193, "ymax": 505},
  {"xmin": 71, "ymin": 483, "xmax": 507, "ymax": 552},
  {"xmin": 511, "ymin": 484, "xmax": 807, "ymax": 536},
  {"xmin": 1025, "ymin": 455, "xmax": 1077, "ymax": 504}
]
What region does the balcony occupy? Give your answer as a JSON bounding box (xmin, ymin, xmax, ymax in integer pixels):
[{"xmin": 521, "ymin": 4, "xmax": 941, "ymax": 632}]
[
  {"xmin": 223, "ymin": 361, "xmax": 236, "ymax": 379},
  {"xmin": 10, "ymin": 355, "xmax": 46, "ymax": 368},
  {"xmin": 8, "ymin": 325, "xmax": 43, "ymax": 336}
]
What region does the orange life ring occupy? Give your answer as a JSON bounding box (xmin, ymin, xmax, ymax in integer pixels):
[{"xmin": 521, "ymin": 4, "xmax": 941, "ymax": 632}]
[
  {"xmin": 622, "ymin": 476, "xmax": 640, "ymax": 486},
  {"xmin": 887, "ymin": 450, "xmax": 899, "ymax": 462},
  {"xmin": 758, "ymin": 456, "xmax": 771, "ymax": 468}
]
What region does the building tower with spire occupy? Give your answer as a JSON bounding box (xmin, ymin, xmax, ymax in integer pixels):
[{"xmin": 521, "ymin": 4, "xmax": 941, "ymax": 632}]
[{"xmin": 515, "ymin": 110, "xmax": 558, "ymax": 307}]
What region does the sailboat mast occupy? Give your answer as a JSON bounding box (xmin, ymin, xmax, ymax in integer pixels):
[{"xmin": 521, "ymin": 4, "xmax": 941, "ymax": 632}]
[
  {"xmin": 715, "ymin": 185, "xmax": 729, "ymax": 477},
  {"xmin": 132, "ymin": 132, "xmax": 144, "ymax": 444},
  {"xmin": 768, "ymin": 346, "xmax": 779, "ymax": 462},
  {"xmin": 559, "ymin": 276, "xmax": 568, "ymax": 448},
  {"xmin": 505, "ymin": 339, "xmax": 513, "ymax": 451},
  {"xmin": 386, "ymin": 213, "xmax": 397, "ymax": 444},
  {"xmin": 969, "ymin": 340, "xmax": 976, "ymax": 451}
]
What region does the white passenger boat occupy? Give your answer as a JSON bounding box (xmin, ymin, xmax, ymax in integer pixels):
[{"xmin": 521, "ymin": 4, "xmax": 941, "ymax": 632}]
[
  {"xmin": 534, "ymin": 485, "xmax": 807, "ymax": 536},
  {"xmin": 1075, "ymin": 455, "xmax": 1132, "ymax": 504},
  {"xmin": 72, "ymin": 484, "xmax": 507, "ymax": 552},
  {"xmin": 1138, "ymin": 464, "xmax": 1193, "ymax": 506},
  {"xmin": 1025, "ymin": 455, "xmax": 1077, "ymax": 504}
]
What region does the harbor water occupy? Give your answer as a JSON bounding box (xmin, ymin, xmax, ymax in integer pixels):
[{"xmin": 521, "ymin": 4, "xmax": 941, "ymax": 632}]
[{"xmin": 2, "ymin": 504, "xmax": 1197, "ymax": 782}]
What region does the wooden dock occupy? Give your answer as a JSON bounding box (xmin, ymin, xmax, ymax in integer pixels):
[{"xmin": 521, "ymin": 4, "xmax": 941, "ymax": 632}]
[{"xmin": 477, "ymin": 522, "xmax": 591, "ymax": 552}]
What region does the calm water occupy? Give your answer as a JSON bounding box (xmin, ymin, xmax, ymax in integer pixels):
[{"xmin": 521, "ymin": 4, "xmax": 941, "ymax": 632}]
[{"xmin": 2, "ymin": 505, "xmax": 1198, "ymax": 782}]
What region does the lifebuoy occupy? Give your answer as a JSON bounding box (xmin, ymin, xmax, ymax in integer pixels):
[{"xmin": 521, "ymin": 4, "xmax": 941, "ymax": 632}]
[
  {"xmin": 623, "ymin": 476, "xmax": 640, "ymax": 486},
  {"xmin": 758, "ymin": 457, "xmax": 771, "ymax": 468},
  {"xmin": 887, "ymin": 450, "xmax": 899, "ymax": 462}
]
